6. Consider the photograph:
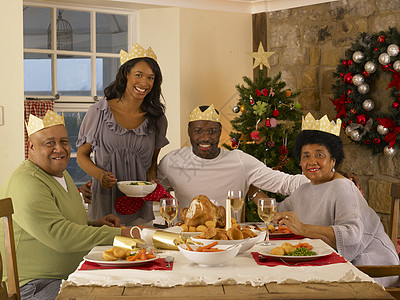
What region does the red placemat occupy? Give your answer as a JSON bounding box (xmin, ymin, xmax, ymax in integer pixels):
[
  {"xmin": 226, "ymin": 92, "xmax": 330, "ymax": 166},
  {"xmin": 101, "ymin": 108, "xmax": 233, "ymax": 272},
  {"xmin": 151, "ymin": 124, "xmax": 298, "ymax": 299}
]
[
  {"xmin": 79, "ymin": 258, "xmax": 173, "ymax": 271},
  {"xmin": 269, "ymin": 234, "xmax": 304, "ymax": 240},
  {"xmin": 251, "ymin": 251, "xmax": 346, "ymax": 267}
]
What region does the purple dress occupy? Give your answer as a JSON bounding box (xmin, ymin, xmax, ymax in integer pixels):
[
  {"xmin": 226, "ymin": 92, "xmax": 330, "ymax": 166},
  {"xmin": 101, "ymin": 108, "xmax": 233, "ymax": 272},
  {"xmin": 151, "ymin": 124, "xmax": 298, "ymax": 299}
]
[{"xmin": 76, "ymin": 98, "xmax": 169, "ymax": 224}]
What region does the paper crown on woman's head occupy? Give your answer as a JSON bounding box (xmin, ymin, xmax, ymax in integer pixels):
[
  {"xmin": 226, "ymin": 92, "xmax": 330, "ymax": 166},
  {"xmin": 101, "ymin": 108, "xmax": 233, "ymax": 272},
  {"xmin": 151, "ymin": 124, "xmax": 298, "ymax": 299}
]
[
  {"xmin": 188, "ymin": 104, "xmax": 221, "ymax": 123},
  {"xmin": 25, "ymin": 110, "xmax": 65, "ymax": 136},
  {"xmin": 302, "ymin": 112, "xmax": 342, "ymax": 136},
  {"xmin": 120, "ymin": 43, "xmax": 157, "ymax": 65}
]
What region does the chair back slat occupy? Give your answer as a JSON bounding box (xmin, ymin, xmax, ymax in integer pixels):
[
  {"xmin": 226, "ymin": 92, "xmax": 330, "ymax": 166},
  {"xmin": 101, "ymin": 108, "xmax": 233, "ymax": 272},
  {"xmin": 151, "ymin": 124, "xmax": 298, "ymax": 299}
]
[
  {"xmin": 390, "ymin": 183, "xmax": 400, "ymax": 248},
  {"xmin": 0, "ymin": 198, "xmax": 20, "ymax": 300}
]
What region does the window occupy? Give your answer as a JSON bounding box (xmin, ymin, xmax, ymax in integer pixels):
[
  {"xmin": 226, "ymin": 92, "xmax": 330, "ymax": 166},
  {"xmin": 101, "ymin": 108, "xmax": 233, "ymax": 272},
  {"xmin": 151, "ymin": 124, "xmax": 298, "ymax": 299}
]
[{"xmin": 23, "ymin": 4, "xmax": 133, "ymax": 186}]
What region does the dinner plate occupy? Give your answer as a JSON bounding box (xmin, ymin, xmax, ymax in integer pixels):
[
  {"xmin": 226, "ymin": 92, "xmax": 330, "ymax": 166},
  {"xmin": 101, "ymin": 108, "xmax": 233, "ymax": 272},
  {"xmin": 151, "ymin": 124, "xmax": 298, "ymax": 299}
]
[
  {"xmin": 258, "ymin": 244, "xmax": 333, "ymax": 262},
  {"xmin": 84, "ymin": 246, "xmax": 159, "ymax": 267}
]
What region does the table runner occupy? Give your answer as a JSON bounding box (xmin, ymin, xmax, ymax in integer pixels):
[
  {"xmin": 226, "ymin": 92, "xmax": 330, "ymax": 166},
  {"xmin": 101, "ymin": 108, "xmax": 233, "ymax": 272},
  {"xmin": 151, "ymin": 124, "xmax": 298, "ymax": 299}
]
[{"xmin": 251, "ymin": 251, "xmax": 347, "ymax": 267}]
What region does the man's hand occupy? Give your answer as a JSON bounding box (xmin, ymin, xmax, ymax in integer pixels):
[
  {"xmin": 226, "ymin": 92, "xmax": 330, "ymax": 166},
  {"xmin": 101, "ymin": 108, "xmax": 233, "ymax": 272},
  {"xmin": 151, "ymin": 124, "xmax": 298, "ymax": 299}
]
[
  {"xmin": 92, "ymin": 214, "xmax": 121, "ymax": 227},
  {"xmin": 80, "ymin": 180, "xmax": 92, "ymax": 204}
]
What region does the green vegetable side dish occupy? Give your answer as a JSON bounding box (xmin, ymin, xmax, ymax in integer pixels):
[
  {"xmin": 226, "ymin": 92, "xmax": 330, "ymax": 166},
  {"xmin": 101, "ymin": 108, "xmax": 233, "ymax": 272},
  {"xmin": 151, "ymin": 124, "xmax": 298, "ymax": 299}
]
[
  {"xmin": 127, "ymin": 181, "xmax": 153, "ymax": 186},
  {"xmin": 286, "ymin": 247, "xmax": 317, "ymax": 256}
]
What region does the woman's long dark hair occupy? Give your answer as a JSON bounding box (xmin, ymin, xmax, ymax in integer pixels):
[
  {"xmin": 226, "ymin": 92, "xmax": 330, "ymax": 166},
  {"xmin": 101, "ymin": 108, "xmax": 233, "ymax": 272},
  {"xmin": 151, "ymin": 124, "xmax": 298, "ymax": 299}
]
[{"xmin": 104, "ymin": 57, "xmax": 165, "ymax": 130}]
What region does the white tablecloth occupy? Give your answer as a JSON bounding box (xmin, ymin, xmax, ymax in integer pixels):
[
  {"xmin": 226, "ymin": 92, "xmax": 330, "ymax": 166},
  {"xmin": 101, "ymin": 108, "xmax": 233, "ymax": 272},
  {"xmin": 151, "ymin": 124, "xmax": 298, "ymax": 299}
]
[{"xmin": 61, "ymin": 238, "xmax": 375, "ymax": 289}]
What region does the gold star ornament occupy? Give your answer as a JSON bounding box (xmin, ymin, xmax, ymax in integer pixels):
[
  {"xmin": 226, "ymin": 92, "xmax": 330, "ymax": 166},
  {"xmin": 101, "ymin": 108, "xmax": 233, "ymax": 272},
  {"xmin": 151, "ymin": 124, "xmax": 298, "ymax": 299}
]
[{"xmin": 248, "ymin": 42, "xmax": 275, "ymax": 70}]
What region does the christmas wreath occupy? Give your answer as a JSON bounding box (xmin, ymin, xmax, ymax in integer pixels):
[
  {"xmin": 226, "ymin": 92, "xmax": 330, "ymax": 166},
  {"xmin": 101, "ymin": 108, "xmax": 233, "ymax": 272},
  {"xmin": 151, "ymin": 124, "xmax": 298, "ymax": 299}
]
[{"xmin": 331, "ymin": 27, "xmax": 400, "ymax": 156}]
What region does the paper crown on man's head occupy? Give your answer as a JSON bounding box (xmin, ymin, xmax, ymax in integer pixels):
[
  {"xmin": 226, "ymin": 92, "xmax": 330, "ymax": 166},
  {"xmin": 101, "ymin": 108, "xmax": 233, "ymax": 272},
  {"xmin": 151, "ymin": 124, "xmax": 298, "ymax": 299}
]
[
  {"xmin": 120, "ymin": 43, "xmax": 157, "ymax": 65},
  {"xmin": 302, "ymin": 113, "xmax": 342, "ymax": 136},
  {"xmin": 188, "ymin": 104, "xmax": 221, "ymax": 123},
  {"xmin": 25, "ymin": 110, "xmax": 65, "ymax": 136}
]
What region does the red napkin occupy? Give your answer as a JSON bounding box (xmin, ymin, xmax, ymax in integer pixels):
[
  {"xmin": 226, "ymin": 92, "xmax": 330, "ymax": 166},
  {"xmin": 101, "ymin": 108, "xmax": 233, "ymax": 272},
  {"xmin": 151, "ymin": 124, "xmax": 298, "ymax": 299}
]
[
  {"xmin": 115, "ymin": 183, "xmax": 173, "ymax": 215},
  {"xmin": 269, "ymin": 234, "xmax": 305, "ymax": 240},
  {"xmin": 251, "ymin": 251, "xmax": 346, "ymax": 267},
  {"xmin": 79, "ymin": 258, "xmax": 173, "ymax": 271}
]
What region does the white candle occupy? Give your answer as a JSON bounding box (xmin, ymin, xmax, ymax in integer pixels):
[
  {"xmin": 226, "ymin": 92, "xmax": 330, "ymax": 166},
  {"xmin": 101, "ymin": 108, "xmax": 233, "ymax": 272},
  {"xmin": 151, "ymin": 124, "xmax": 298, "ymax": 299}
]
[{"xmin": 226, "ymin": 198, "xmax": 231, "ymax": 230}]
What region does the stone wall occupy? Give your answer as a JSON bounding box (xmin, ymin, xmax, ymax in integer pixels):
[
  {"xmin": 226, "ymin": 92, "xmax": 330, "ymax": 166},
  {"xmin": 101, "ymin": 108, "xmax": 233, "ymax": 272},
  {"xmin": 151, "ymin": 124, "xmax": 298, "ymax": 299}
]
[{"xmin": 265, "ymin": 0, "xmax": 400, "ymax": 234}]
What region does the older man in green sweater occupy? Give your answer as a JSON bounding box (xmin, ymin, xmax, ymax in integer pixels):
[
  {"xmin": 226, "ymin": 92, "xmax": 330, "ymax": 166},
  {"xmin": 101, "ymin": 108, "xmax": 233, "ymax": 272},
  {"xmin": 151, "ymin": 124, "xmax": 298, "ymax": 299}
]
[{"xmin": 0, "ymin": 111, "xmax": 138, "ymax": 300}]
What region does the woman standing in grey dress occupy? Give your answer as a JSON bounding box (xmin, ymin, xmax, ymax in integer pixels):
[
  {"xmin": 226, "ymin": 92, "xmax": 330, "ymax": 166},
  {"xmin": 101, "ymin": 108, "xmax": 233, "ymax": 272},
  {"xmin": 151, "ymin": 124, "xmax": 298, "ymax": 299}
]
[
  {"xmin": 274, "ymin": 113, "xmax": 399, "ymax": 287},
  {"xmin": 76, "ymin": 44, "xmax": 169, "ymax": 226}
]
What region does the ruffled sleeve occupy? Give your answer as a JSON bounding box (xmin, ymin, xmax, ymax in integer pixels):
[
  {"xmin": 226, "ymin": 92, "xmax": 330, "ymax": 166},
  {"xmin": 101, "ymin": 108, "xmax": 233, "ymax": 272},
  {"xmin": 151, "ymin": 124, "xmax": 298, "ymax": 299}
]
[
  {"xmin": 76, "ymin": 99, "xmax": 106, "ymax": 151},
  {"xmin": 155, "ymin": 114, "xmax": 169, "ymax": 149}
]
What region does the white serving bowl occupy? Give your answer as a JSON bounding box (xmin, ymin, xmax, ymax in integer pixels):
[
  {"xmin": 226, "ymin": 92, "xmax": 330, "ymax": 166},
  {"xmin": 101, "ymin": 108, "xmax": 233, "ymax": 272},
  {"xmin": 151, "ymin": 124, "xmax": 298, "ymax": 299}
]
[
  {"xmin": 178, "ymin": 244, "xmax": 241, "ymax": 267},
  {"xmin": 191, "ymin": 230, "xmax": 265, "ymax": 254},
  {"xmin": 117, "ymin": 181, "xmax": 157, "ymax": 197}
]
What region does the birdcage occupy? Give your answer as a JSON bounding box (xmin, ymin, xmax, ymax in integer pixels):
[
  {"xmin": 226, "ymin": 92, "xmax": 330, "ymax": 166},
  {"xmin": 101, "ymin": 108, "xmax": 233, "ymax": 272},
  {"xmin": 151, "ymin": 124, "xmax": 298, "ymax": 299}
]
[{"xmin": 47, "ymin": 10, "xmax": 73, "ymax": 51}]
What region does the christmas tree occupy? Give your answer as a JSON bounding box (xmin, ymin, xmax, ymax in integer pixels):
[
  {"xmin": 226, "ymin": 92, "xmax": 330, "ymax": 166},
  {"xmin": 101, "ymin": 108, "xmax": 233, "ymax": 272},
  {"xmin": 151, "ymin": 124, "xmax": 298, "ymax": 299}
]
[{"xmin": 224, "ymin": 68, "xmax": 303, "ymax": 221}]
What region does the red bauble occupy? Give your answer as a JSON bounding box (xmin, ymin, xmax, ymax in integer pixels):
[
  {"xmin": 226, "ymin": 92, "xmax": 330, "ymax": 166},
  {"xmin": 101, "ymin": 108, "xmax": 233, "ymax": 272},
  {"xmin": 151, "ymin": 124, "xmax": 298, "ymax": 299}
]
[
  {"xmin": 340, "ymin": 72, "xmax": 344, "ymax": 78},
  {"xmin": 378, "ymin": 35, "xmax": 385, "ymax": 43},
  {"xmin": 348, "ymin": 59, "xmax": 353, "ymax": 66},
  {"xmin": 342, "ymin": 60, "xmax": 348, "ymax": 66},
  {"xmin": 373, "ymin": 138, "xmax": 381, "ymax": 145},
  {"xmin": 382, "ymin": 65, "xmax": 390, "ymax": 71},
  {"xmin": 344, "ymin": 73, "xmax": 353, "ymax": 83},
  {"xmin": 393, "ymin": 102, "xmax": 400, "ymax": 109},
  {"xmin": 250, "ymin": 130, "xmax": 261, "ymax": 141},
  {"xmin": 356, "ymin": 114, "xmax": 367, "ymax": 125},
  {"xmin": 265, "ymin": 118, "xmax": 271, "ymax": 127},
  {"xmin": 272, "ymin": 109, "xmax": 280, "ymax": 117},
  {"xmin": 347, "ymin": 89, "xmax": 353, "ymax": 95},
  {"xmin": 249, "ymin": 99, "xmax": 255, "ymax": 105},
  {"xmin": 362, "ymin": 71, "xmax": 370, "ymax": 77},
  {"xmin": 374, "ymin": 47, "xmax": 379, "ymax": 51}
]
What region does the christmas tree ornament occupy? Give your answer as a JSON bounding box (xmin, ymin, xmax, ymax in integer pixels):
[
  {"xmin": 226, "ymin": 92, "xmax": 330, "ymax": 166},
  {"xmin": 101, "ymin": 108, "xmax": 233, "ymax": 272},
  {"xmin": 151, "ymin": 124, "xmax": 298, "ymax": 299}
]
[
  {"xmin": 344, "ymin": 73, "xmax": 353, "ymax": 83},
  {"xmin": 356, "ymin": 114, "xmax": 367, "ymax": 125},
  {"xmin": 250, "ymin": 130, "xmax": 261, "ymax": 141},
  {"xmin": 348, "ymin": 59, "xmax": 353, "ymax": 66},
  {"xmin": 267, "ymin": 140, "xmax": 275, "ymax": 148},
  {"xmin": 351, "ymin": 130, "xmax": 362, "ymax": 141},
  {"xmin": 393, "ymin": 102, "xmax": 400, "ymax": 109},
  {"xmin": 352, "ymin": 51, "xmax": 365, "ymax": 63},
  {"xmin": 265, "ymin": 118, "xmax": 271, "ymax": 127},
  {"xmin": 387, "ymin": 44, "xmax": 400, "ymax": 56},
  {"xmin": 232, "ymin": 105, "xmax": 240, "ymax": 113},
  {"xmin": 364, "ymin": 140, "xmax": 371, "ymax": 144},
  {"xmin": 394, "ymin": 60, "xmax": 400, "ymax": 72},
  {"xmin": 269, "ymin": 118, "xmax": 278, "ymax": 127},
  {"xmin": 231, "ymin": 140, "xmax": 237, "ymax": 147},
  {"xmin": 269, "ymin": 88, "xmax": 275, "ymax": 97},
  {"xmin": 240, "ymin": 104, "xmax": 246, "ymax": 113},
  {"xmin": 285, "ymin": 90, "xmax": 291, "ymax": 97},
  {"xmin": 362, "ymin": 99, "xmax": 375, "ymax": 111},
  {"xmin": 248, "ymin": 42, "xmax": 275, "ymax": 70},
  {"xmin": 357, "ymin": 83, "xmax": 370, "ymax": 94},
  {"xmin": 345, "ymin": 125, "xmax": 353, "ymax": 136},
  {"xmin": 378, "ymin": 53, "xmax": 391, "ymax": 65},
  {"xmin": 272, "ymin": 109, "xmax": 280, "ymax": 117},
  {"xmin": 253, "ymin": 101, "xmax": 267, "ymax": 115},
  {"xmin": 382, "ymin": 64, "xmax": 391, "ymax": 71},
  {"xmin": 362, "ymin": 70, "xmax": 370, "ymax": 77},
  {"xmin": 384, "ymin": 145, "xmax": 397, "ymax": 156},
  {"xmin": 352, "ymin": 74, "xmax": 365, "ymax": 86},
  {"xmin": 350, "ymin": 108, "xmax": 357, "ymax": 114},
  {"xmin": 378, "ymin": 35, "xmax": 386, "ymax": 43},
  {"xmin": 364, "ymin": 61, "xmax": 377, "ymax": 73},
  {"xmin": 377, "ymin": 124, "xmax": 389, "ymax": 135},
  {"xmin": 342, "ymin": 60, "xmax": 348, "ymax": 66},
  {"xmin": 250, "ymin": 99, "xmax": 255, "ymax": 105},
  {"xmin": 373, "ymin": 138, "xmax": 381, "ymax": 144},
  {"xmin": 294, "ymin": 102, "xmax": 301, "ymax": 109}
]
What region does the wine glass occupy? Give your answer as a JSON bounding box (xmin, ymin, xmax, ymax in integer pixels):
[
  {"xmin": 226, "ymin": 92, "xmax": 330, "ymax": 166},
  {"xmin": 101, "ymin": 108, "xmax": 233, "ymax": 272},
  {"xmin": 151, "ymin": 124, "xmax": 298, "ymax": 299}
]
[
  {"xmin": 228, "ymin": 190, "xmax": 244, "ymax": 223},
  {"xmin": 159, "ymin": 198, "xmax": 178, "ymax": 228},
  {"xmin": 257, "ymin": 197, "xmax": 277, "ymax": 246}
]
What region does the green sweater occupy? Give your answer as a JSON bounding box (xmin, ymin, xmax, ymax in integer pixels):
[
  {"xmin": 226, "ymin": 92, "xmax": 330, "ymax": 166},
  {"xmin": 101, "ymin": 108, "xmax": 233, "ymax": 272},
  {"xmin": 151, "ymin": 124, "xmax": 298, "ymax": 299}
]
[{"xmin": 0, "ymin": 160, "xmax": 121, "ymax": 286}]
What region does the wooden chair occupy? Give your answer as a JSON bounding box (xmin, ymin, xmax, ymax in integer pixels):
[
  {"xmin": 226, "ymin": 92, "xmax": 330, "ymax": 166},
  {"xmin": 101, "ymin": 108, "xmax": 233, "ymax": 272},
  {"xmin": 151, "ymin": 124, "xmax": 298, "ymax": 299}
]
[
  {"xmin": 0, "ymin": 198, "xmax": 20, "ymax": 300},
  {"xmin": 390, "ymin": 182, "xmax": 400, "ymax": 248}
]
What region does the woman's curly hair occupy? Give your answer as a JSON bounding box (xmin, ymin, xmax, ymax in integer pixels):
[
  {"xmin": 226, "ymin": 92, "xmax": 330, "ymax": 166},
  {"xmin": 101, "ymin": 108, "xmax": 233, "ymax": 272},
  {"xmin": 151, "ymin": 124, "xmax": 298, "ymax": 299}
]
[
  {"xmin": 104, "ymin": 57, "xmax": 165, "ymax": 131},
  {"xmin": 294, "ymin": 130, "xmax": 345, "ymax": 168}
]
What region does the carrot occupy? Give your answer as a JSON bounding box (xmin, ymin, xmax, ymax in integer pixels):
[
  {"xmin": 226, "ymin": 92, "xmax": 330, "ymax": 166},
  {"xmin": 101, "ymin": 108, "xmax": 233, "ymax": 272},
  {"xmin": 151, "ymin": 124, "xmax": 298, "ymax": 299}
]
[
  {"xmin": 146, "ymin": 254, "xmax": 156, "ymax": 259},
  {"xmin": 295, "ymin": 242, "xmax": 313, "ymax": 250},
  {"xmin": 202, "ymin": 248, "xmax": 224, "ymax": 252},
  {"xmin": 196, "ymin": 246, "xmax": 204, "ymax": 252},
  {"xmin": 126, "ymin": 248, "xmax": 145, "ymax": 261},
  {"xmin": 140, "ymin": 250, "xmax": 148, "ymax": 260},
  {"xmin": 202, "ymin": 241, "xmax": 219, "ymax": 249},
  {"xmin": 186, "ymin": 244, "xmax": 194, "ymax": 251}
]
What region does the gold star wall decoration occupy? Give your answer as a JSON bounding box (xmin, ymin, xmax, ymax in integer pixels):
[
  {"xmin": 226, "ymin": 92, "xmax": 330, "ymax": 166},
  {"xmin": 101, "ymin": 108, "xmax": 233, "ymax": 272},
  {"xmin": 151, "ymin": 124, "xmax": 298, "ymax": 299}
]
[{"xmin": 248, "ymin": 42, "xmax": 275, "ymax": 70}]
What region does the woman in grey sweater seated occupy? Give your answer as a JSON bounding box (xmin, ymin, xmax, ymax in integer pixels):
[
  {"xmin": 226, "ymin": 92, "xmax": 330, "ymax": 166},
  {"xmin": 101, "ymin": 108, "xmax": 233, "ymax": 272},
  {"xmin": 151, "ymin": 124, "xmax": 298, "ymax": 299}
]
[{"xmin": 274, "ymin": 113, "xmax": 399, "ymax": 287}]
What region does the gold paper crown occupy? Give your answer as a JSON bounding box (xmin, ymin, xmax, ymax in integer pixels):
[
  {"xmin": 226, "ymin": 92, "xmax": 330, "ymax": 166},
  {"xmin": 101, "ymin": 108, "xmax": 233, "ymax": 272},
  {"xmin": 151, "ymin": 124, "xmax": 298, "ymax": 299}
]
[
  {"xmin": 25, "ymin": 110, "xmax": 65, "ymax": 136},
  {"xmin": 120, "ymin": 43, "xmax": 157, "ymax": 65},
  {"xmin": 188, "ymin": 104, "xmax": 221, "ymax": 123},
  {"xmin": 302, "ymin": 113, "xmax": 342, "ymax": 136}
]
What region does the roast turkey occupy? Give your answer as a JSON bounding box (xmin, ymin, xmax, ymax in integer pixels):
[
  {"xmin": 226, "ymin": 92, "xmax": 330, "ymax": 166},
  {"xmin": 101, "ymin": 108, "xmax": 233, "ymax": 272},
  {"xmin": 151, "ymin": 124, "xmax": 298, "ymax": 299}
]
[{"xmin": 180, "ymin": 195, "xmax": 226, "ymax": 228}]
